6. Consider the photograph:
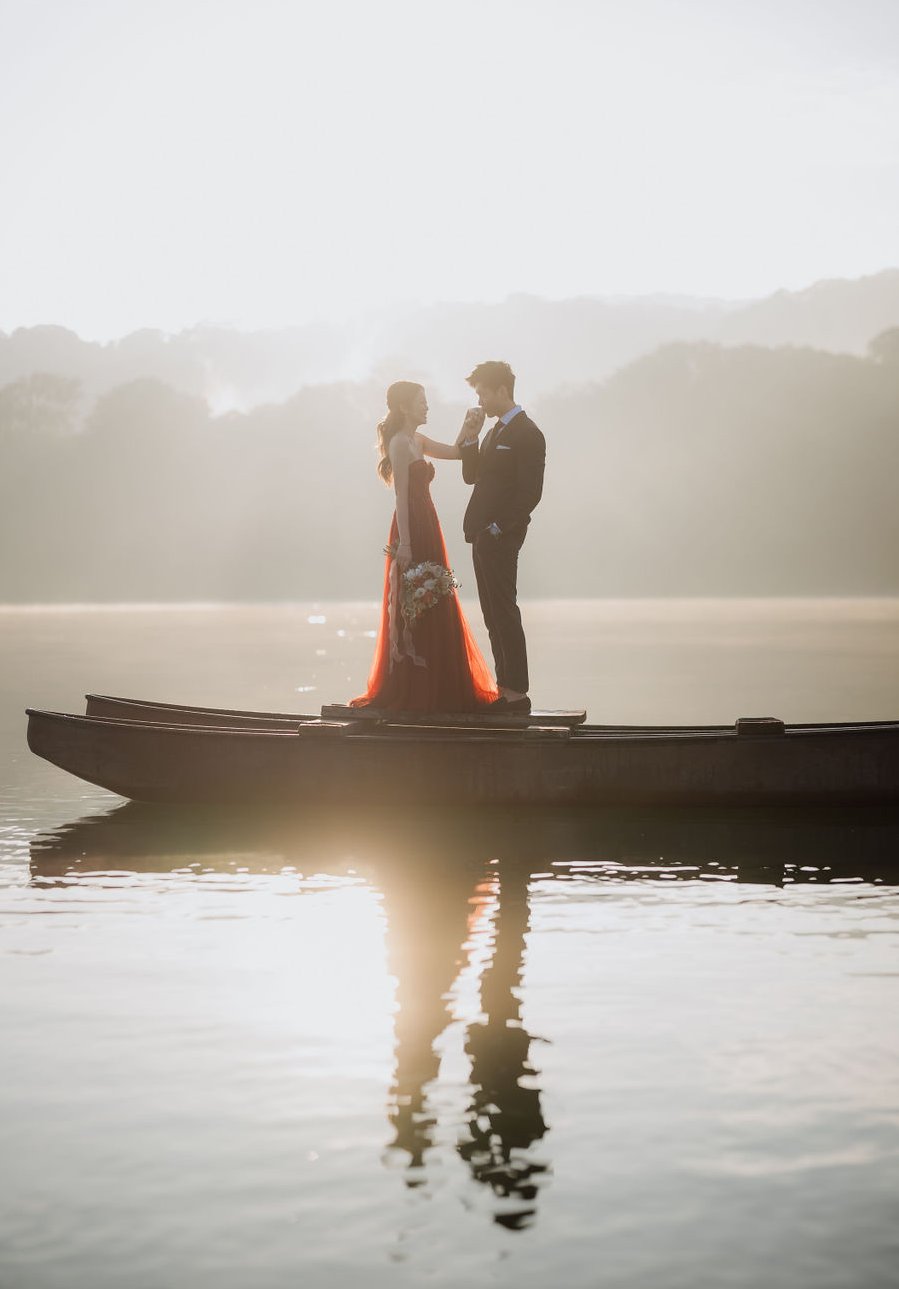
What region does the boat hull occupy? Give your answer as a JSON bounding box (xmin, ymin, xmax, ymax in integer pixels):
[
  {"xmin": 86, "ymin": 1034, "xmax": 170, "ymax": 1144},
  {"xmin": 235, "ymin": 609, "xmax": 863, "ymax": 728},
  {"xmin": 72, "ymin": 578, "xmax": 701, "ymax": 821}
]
[{"xmin": 26, "ymin": 709, "xmax": 899, "ymax": 806}]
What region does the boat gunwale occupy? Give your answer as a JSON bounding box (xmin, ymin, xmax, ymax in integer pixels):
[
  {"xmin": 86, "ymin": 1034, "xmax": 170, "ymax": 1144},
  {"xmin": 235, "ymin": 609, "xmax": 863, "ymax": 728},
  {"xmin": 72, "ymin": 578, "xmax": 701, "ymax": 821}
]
[
  {"xmin": 85, "ymin": 694, "xmax": 318, "ymax": 722},
  {"xmin": 82, "ymin": 695, "xmax": 899, "ymax": 737},
  {"xmin": 29, "ymin": 708, "xmax": 899, "ymax": 745}
]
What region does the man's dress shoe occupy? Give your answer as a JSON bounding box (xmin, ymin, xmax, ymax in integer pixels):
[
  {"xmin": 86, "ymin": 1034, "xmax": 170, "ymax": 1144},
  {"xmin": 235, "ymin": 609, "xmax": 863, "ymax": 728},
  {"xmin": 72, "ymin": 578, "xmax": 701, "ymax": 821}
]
[{"xmin": 488, "ymin": 695, "xmax": 532, "ymax": 715}]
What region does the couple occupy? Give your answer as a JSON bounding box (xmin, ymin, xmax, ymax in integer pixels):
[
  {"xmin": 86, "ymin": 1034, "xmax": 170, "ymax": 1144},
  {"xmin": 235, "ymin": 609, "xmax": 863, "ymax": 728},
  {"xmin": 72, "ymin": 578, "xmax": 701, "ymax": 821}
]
[{"xmin": 351, "ymin": 360, "xmax": 545, "ymax": 716}]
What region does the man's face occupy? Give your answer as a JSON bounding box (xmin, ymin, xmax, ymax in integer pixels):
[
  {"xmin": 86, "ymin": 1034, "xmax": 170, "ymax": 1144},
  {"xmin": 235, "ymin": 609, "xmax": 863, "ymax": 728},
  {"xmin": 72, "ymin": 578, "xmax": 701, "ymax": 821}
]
[{"xmin": 473, "ymin": 383, "xmax": 506, "ymax": 418}]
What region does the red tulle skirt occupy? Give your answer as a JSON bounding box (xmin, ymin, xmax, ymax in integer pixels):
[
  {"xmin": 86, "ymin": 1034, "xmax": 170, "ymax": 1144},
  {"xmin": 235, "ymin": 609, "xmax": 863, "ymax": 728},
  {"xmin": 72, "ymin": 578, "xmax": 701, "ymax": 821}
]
[{"xmin": 351, "ymin": 460, "xmax": 498, "ymax": 712}]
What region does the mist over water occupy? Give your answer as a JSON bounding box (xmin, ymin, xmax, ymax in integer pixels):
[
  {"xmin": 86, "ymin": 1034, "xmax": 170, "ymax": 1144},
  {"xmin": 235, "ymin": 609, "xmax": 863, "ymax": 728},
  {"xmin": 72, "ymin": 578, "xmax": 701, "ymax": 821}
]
[{"xmin": 6, "ymin": 597, "xmax": 899, "ymax": 726}]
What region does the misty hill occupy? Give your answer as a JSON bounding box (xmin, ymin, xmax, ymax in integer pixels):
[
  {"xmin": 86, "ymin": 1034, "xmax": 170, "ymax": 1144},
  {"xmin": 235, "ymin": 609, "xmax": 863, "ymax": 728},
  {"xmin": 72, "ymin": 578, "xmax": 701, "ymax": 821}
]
[
  {"xmin": 365, "ymin": 294, "xmax": 733, "ymax": 397},
  {"xmin": 534, "ymin": 338, "xmax": 899, "ymax": 596},
  {"xmin": 2, "ymin": 270, "xmax": 898, "ymax": 411},
  {"xmin": 1, "ymin": 334, "xmax": 897, "ymax": 600},
  {"xmin": 717, "ymin": 269, "xmax": 899, "ymax": 352}
]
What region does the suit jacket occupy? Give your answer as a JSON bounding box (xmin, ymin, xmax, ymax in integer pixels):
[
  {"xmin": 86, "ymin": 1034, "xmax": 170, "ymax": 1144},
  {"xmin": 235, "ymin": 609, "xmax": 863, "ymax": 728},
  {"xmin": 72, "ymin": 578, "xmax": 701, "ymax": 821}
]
[{"xmin": 461, "ymin": 409, "xmax": 545, "ymax": 543}]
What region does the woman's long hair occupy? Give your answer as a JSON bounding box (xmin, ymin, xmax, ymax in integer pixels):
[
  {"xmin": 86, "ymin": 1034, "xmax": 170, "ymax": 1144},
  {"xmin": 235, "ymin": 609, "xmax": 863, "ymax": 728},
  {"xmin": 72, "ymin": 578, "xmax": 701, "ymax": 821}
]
[{"xmin": 376, "ymin": 381, "xmax": 422, "ymax": 485}]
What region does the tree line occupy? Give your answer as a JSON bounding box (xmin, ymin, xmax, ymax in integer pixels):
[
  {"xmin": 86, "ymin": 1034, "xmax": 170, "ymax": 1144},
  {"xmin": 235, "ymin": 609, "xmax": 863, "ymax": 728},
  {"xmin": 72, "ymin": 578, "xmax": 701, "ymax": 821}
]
[{"xmin": 1, "ymin": 333, "xmax": 897, "ymax": 601}]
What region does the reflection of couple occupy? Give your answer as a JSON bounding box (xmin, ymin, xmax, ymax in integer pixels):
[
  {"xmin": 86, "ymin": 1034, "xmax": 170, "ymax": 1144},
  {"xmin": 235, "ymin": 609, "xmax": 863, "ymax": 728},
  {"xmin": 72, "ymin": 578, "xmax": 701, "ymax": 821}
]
[
  {"xmin": 351, "ymin": 361, "xmax": 546, "ymax": 716},
  {"xmin": 385, "ymin": 856, "xmax": 548, "ymax": 1229}
]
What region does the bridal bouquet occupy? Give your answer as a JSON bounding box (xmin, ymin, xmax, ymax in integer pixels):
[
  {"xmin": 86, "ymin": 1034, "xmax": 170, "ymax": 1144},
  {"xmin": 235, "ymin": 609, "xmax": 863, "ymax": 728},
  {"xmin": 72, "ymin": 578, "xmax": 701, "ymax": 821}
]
[
  {"xmin": 401, "ymin": 560, "xmax": 459, "ymax": 623},
  {"xmin": 386, "ymin": 545, "xmax": 459, "ymax": 624}
]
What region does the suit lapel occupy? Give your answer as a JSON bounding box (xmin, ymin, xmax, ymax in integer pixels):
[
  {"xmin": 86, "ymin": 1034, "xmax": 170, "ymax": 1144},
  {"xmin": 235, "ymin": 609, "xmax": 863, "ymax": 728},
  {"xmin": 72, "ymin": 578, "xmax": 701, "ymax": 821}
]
[
  {"xmin": 483, "ymin": 409, "xmax": 523, "ymax": 455},
  {"xmin": 481, "ymin": 420, "xmax": 502, "ymax": 454}
]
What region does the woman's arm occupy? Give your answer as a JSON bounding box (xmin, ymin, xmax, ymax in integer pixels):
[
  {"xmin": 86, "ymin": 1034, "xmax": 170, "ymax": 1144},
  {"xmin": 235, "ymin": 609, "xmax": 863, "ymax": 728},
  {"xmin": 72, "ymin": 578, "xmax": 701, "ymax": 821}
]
[
  {"xmin": 416, "ymin": 432, "xmax": 462, "ymax": 461},
  {"xmin": 389, "ymin": 436, "xmax": 414, "ymax": 569}
]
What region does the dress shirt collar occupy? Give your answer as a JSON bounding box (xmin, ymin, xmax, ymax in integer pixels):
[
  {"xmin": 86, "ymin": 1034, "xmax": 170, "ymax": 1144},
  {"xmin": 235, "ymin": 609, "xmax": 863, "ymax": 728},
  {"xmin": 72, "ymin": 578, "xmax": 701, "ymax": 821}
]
[{"xmin": 498, "ymin": 404, "xmax": 522, "ymax": 427}]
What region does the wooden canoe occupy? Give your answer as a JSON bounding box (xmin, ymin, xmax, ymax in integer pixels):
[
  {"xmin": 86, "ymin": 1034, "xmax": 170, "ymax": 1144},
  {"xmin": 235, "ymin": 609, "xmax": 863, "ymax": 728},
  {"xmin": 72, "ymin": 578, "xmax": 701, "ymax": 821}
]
[{"xmin": 26, "ymin": 704, "xmax": 899, "ymax": 806}]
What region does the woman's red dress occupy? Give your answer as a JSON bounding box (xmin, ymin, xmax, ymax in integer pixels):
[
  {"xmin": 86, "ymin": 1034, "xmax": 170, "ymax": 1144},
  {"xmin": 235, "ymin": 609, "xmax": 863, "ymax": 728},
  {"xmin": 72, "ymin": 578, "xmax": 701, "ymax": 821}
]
[{"xmin": 351, "ymin": 460, "xmax": 498, "ymax": 712}]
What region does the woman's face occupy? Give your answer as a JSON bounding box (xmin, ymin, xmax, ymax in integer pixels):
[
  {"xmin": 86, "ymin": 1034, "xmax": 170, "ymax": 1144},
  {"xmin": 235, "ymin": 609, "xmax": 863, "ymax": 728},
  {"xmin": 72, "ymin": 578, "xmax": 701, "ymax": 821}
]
[{"xmin": 407, "ymin": 386, "xmax": 428, "ymax": 429}]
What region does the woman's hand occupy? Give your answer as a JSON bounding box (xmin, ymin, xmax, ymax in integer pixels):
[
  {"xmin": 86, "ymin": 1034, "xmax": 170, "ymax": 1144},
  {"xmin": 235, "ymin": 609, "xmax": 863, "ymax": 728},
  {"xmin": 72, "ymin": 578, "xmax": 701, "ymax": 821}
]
[
  {"xmin": 456, "ymin": 407, "xmax": 485, "ymax": 445},
  {"xmin": 396, "ymin": 542, "xmax": 413, "ymax": 572}
]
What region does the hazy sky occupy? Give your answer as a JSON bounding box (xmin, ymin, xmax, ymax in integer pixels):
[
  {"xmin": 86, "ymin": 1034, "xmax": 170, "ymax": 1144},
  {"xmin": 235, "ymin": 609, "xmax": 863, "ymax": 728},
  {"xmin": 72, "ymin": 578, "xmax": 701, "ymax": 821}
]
[{"xmin": 2, "ymin": 0, "xmax": 898, "ymax": 338}]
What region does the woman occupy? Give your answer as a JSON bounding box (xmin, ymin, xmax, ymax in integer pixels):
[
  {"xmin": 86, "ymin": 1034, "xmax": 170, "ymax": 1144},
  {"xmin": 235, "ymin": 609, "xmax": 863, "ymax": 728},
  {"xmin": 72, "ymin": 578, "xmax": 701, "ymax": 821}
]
[{"xmin": 350, "ymin": 381, "xmax": 498, "ymax": 712}]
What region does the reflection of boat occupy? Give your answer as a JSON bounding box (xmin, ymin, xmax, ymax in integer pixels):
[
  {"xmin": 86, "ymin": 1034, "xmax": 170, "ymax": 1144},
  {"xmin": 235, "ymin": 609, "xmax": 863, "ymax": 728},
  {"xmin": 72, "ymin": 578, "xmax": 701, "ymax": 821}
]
[
  {"xmin": 29, "ymin": 799, "xmax": 899, "ymax": 887},
  {"xmin": 24, "ymin": 694, "xmax": 899, "ymax": 806}
]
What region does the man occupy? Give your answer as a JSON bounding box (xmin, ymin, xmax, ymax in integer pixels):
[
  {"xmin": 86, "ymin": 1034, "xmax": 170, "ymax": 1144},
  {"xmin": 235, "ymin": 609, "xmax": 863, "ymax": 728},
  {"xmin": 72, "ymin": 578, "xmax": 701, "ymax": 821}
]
[{"xmin": 458, "ymin": 360, "xmax": 545, "ymax": 715}]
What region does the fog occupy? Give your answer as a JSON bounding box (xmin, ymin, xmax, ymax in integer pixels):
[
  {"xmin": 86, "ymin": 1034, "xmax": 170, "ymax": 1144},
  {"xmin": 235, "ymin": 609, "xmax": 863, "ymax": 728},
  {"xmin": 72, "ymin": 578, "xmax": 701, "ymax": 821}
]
[
  {"xmin": 2, "ymin": 0, "xmax": 898, "ymax": 601},
  {"xmin": 2, "ymin": 277, "xmax": 898, "ymax": 601}
]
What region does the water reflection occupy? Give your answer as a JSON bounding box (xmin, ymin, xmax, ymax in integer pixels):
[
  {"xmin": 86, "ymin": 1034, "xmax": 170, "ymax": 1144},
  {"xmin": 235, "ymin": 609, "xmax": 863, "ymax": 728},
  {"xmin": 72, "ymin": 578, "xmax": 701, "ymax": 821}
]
[
  {"xmin": 457, "ymin": 860, "xmax": 548, "ymax": 1230},
  {"xmin": 29, "ymin": 801, "xmax": 899, "ymax": 886},
  {"xmin": 27, "ymin": 802, "xmax": 899, "ymax": 1231},
  {"xmin": 381, "ymin": 846, "xmax": 475, "ymax": 1181},
  {"xmin": 379, "ymin": 853, "xmax": 549, "ymax": 1227}
]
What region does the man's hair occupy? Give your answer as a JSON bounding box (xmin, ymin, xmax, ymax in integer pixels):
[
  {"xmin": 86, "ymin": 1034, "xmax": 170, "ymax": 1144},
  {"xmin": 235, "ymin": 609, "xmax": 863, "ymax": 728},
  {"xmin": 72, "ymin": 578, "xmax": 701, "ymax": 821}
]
[{"xmin": 466, "ymin": 360, "xmax": 515, "ymax": 398}]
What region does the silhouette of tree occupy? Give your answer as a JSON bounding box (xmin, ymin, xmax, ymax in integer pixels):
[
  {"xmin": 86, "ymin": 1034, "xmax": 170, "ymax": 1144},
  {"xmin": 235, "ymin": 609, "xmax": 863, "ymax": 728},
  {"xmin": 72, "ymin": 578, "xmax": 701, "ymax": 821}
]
[
  {"xmin": 869, "ymin": 327, "xmax": 899, "ymax": 366},
  {"xmin": 0, "ymin": 372, "xmax": 81, "ymax": 438}
]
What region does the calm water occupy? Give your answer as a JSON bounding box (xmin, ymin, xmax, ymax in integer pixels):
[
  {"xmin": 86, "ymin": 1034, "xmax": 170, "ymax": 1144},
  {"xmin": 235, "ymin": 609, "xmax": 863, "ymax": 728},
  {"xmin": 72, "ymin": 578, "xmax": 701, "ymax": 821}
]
[{"xmin": 2, "ymin": 600, "xmax": 899, "ymax": 1289}]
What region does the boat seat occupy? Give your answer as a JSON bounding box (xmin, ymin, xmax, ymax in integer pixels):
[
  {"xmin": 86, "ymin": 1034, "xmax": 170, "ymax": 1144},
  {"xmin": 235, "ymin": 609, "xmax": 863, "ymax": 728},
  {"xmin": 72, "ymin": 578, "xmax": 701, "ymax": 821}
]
[{"xmin": 735, "ymin": 717, "xmax": 786, "ymax": 737}]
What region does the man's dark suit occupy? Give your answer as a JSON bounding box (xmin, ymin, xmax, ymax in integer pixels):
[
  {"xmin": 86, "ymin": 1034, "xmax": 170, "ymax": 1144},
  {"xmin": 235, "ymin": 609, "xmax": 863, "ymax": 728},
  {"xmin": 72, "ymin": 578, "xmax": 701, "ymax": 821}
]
[{"xmin": 461, "ymin": 410, "xmax": 545, "ymax": 695}]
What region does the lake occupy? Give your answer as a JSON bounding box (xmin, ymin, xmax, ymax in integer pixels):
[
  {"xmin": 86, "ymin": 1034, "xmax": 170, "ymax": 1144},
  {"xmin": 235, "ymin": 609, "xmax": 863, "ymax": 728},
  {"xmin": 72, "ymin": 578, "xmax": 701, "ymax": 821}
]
[{"xmin": 2, "ymin": 600, "xmax": 899, "ymax": 1288}]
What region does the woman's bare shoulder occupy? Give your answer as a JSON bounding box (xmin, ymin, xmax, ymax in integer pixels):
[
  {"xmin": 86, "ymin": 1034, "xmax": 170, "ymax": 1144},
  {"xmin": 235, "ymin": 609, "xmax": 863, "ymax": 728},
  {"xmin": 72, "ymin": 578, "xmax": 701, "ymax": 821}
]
[{"xmin": 388, "ymin": 433, "xmax": 415, "ymax": 461}]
